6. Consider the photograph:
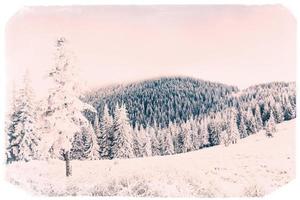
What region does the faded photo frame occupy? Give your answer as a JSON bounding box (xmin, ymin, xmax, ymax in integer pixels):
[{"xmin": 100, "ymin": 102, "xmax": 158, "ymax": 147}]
[{"xmin": 1, "ymin": 1, "xmax": 298, "ymax": 198}]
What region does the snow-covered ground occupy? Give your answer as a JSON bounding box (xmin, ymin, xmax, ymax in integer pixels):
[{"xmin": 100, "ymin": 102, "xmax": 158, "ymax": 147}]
[{"xmin": 6, "ymin": 119, "xmax": 295, "ymax": 197}]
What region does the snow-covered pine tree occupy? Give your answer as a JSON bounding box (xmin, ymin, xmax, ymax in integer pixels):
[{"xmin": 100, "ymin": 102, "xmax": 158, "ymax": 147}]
[
  {"xmin": 168, "ymin": 121, "xmax": 179, "ymax": 153},
  {"xmin": 98, "ymin": 104, "xmax": 113, "ymax": 159},
  {"xmin": 261, "ymin": 103, "xmax": 270, "ymax": 126},
  {"xmin": 132, "ymin": 125, "xmax": 142, "ymax": 157},
  {"xmin": 158, "ymin": 128, "xmax": 174, "ymax": 156},
  {"xmin": 221, "ymin": 110, "xmax": 232, "ymax": 146},
  {"xmin": 245, "ymin": 107, "xmax": 257, "ymax": 134},
  {"xmin": 265, "ymin": 110, "xmax": 277, "ymax": 137},
  {"xmin": 177, "ymin": 122, "xmax": 193, "ymax": 153},
  {"xmin": 70, "ymin": 126, "xmax": 94, "ymax": 160},
  {"xmin": 6, "ymin": 83, "xmax": 19, "ymax": 163},
  {"xmin": 273, "ymin": 102, "xmax": 284, "ymax": 124},
  {"xmin": 208, "ymin": 116, "xmax": 221, "ymax": 146},
  {"xmin": 6, "ymin": 72, "xmax": 39, "ymax": 163},
  {"xmin": 228, "ymin": 113, "xmax": 239, "ymax": 144},
  {"xmin": 199, "ymin": 116, "xmax": 210, "ymax": 148},
  {"xmin": 139, "ymin": 126, "xmax": 152, "ymax": 157},
  {"xmin": 220, "ymin": 130, "xmax": 230, "ymax": 146},
  {"xmin": 189, "ymin": 118, "xmax": 201, "ymax": 150},
  {"xmin": 238, "ymin": 113, "xmax": 248, "ymax": 139},
  {"xmin": 43, "ymin": 37, "xmax": 99, "ymax": 176},
  {"xmin": 254, "ymin": 104, "xmax": 263, "ymax": 131},
  {"xmin": 111, "ymin": 103, "xmax": 134, "ymax": 159},
  {"xmin": 283, "ymin": 95, "xmax": 295, "ymax": 120},
  {"xmin": 147, "ymin": 126, "xmax": 161, "ymax": 156}
]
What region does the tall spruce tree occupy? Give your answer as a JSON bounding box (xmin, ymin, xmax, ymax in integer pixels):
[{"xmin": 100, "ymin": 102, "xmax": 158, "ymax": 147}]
[
  {"xmin": 238, "ymin": 114, "xmax": 248, "ymax": 139},
  {"xmin": 111, "ymin": 103, "xmax": 134, "ymax": 159},
  {"xmin": 254, "ymin": 104, "xmax": 263, "ymax": 131},
  {"xmin": 6, "ymin": 73, "xmax": 39, "ymax": 163},
  {"xmin": 99, "ymin": 104, "xmax": 113, "ymax": 159},
  {"xmin": 208, "ymin": 116, "xmax": 221, "ymax": 146},
  {"xmin": 265, "ymin": 110, "xmax": 277, "ymax": 137},
  {"xmin": 148, "ymin": 126, "xmax": 161, "ymax": 156},
  {"xmin": 199, "ymin": 117, "xmax": 210, "ymax": 148},
  {"xmin": 159, "ymin": 128, "xmax": 174, "ymax": 156},
  {"xmin": 43, "ymin": 37, "xmax": 99, "ymax": 176}
]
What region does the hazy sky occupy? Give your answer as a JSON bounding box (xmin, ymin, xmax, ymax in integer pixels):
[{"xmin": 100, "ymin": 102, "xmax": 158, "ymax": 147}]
[{"xmin": 6, "ymin": 5, "xmax": 296, "ymax": 96}]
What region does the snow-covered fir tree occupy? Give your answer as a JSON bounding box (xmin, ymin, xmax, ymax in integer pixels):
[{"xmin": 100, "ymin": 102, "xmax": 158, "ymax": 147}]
[
  {"xmin": 228, "ymin": 113, "xmax": 239, "ymax": 144},
  {"xmin": 199, "ymin": 117, "xmax": 210, "ymax": 148},
  {"xmin": 132, "ymin": 125, "xmax": 142, "ymax": 157},
  {"xmin": 148, "ymin": 126, "xmax": 161, "ymax": 156},
  {"xmin": 283, "ymin": 95, "xmax": 295, "ymax": 120},
  {"xmin": 273, "ymin": 102, "xmax": 284, "ymax": 124},
  {"xmin": 111, "ymin": 103, "xmax": 134, "ymax": 159},
  {"xmin": 168, "ymin": 122, "xmax": 179, "ymax": 153},
  {"xmin": 220, "ymin": 130, "xmax": 230, "ymax": 146},
  {"xmin": 244, "ymin": 108, "xmax": 257, "ymax": 134},
  {"xmin": 138, "ymin": 126, "xmax": 152, "ymax": 157},
  {"xmin": 254, "ymin": 104, "xmax": 263, "ymax": 131},
  {"xmin": 98, "ymin": 104, "xmax": 113, "ymax": 159},
  {"xmin": 6, "ymin": 72, "xmax": 39, "ymax": 163},
  {"xmin": 177, "ymin": 122, "xmax": 193, "ymax": 153},
  {"xmin": 6, "ymin": 83, "xmax": 19, "ymax": 163},
  {"xmin": 189, "ymin": 118, "xmax": 201, "ymax": 150},
  {"xmin": 238, "ymin": 114, "xmax": 248, "ymax": 139},
  {"xmin": 43, "ymin": 38, "xmax": 99, "ymax": 176},
  {"xmin": 208, "ymin": 116, "xmax": 221, "ymax": 146},
  {"xmin": 265, "ymin": 110, "xmax": 277, "ymax": 137},
  {"xmin": 158, "ymin": 128, "xmax": 174, "ymax": 156}
]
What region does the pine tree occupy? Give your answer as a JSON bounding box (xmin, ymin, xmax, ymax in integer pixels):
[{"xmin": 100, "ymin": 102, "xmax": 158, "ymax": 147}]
[
  {"xmin": 238, "ymin": 114, "xmax": 248, "ymax": 139},
  {"xmin": 6, "ymin": 72, "xmax": 39, "ymax": 163},
  {"xmin": 158, "ymin": 128, "xmax": 174, "ymax": 156},
  {"xmin": 70, "ymin": 122, "xmax": 97, "ymax": 160},
  {"xmin": 261, "ymin": 103, "xmax": 270, "ymax": 126},
  {"xmin": 283, "ymin": 99, "xmax": 295, "ymax": 120},
  {"xmin": 138, "ymin": 126, "xmax": 152, "ymax": 157},
  {"xmin": 254, "ymin": 104, "xmax": 263, "ymax": 131},
  {"xmin": 199, "ymin": 117, "xmax": 210, "ymax": 148},
  {"xmin": 265, "ymin": 110, "xmax": 277, "ymax": 137},
  {"xmin": 273, "ymin": 102, "xmax": 284, "ymax": 123},
  {"xmin": 208, "ymin": 116, "xmax": 221, "ymax": 146},
  {"xmin": 43, "ymin": 38, "xmax": 99, "ymax": 176},
  {"xmin": 177, "ymin": 122, "xmax": 193, "ymax": 153},
  {"xmin": 111, "ymin": 103, "xmax": 134, "ymax": 159},
  {"xmin": 168, "ymin": 122, "xmax": 179, "ymax": 153},
  {"xmin": 148, "ymin": 126, "xmax": 161, "ymax": 156},
  {"xmin": 245, "ymin": 108, "xmax": 257, "ymax": 134},
  {"xmin": 228, "ymin": 114, "xmax": 239, "ymax": 144},
  {"xmin": 189, "ymin": 119, "xmax": 201, "ymax": 150},
  {"xmin": 6, "ymin": 83, "xmax": 19, "ymax": 163},
  {"xmin": 220, "ymin": 130, "xmax": 230, "ymax": 146},
  {"xmin": 98, "ymin": 104, "xmax": 113, "ymax": 159},
  {"xmin": 132, "ymin": 125, "xmax": 142, "ymax": 157}
]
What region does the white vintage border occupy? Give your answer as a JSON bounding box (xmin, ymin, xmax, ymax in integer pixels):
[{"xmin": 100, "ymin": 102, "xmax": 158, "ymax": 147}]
[{"xmin": 0, "ymin": 0, "xmax": 299, "ymax": 200}]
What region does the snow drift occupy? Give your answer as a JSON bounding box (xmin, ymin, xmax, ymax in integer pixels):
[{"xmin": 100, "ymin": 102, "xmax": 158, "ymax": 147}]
[{"xmin": 6, "ymin": 119, "xmax": 295, "ymax": 197}]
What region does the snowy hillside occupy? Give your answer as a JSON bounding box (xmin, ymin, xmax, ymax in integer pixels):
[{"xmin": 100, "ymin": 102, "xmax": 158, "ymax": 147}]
[{"xmin": 6, "ymin": 119, "xmax": 295, "ymax": 197}]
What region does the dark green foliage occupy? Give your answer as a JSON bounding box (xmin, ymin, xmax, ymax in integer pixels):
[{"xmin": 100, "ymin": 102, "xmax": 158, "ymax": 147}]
[{"xmin": 82, "ymin": 77, "xmax": 238, "ymax": 129}]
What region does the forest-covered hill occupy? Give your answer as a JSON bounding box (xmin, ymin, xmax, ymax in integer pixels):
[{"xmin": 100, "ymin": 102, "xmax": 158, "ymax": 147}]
[
  {"xmin": 82, "ymin": 77, "xmax": 295, "ymax": 129},
  {"xmin": 82, "ymin": 77, "xmax": 239, "ymax": 128}
]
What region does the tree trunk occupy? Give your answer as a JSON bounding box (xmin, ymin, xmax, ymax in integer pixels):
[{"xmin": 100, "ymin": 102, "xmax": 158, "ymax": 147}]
[{"xmin": 64, "ymin": 151, "xmax": 72, "ymax": 177}]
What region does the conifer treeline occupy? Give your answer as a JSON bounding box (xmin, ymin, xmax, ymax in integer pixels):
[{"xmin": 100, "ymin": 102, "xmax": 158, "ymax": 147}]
[
  {"xmin": 6, "ymin": 75, "xmax": 296, "ymax": 162},
  {"xmin": 91, "ymin": 80, "xmax": 296, "ymax": 159}
]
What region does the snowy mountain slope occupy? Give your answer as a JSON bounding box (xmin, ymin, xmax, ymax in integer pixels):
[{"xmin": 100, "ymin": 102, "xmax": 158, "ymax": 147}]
[{"xmin": 6, "ymin": 119, "xmax": 295, "ymax": 197}]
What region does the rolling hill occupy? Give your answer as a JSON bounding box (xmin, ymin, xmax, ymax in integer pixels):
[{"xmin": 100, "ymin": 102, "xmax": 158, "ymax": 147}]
[{"xmin": 82, "ymin": 76, "xmax": 239, "ymax": 128}]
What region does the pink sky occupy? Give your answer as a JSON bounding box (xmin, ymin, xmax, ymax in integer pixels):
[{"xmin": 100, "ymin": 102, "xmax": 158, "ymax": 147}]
[{"xmin": 5, "ymin": 5, "xmax": 296, "ymax": 96}]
